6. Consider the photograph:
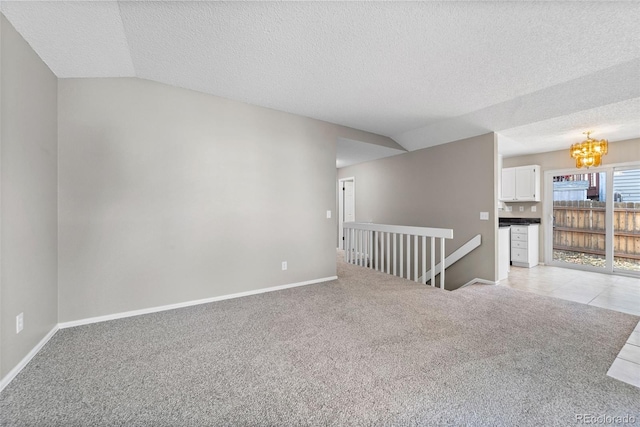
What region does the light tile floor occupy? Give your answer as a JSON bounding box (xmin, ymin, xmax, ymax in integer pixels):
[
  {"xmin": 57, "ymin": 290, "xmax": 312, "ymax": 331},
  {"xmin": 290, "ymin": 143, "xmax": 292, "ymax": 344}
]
[
  {"xmin": 607, "ymin": 321, "xmax": 640, "ymax": 389},
  {"xmin": 499, "ymin": 265, "xmax": 640, "ymax": 388},
  {"xmin": 500, "ymin": 265, "xmax": 640, "ymax": 316}
]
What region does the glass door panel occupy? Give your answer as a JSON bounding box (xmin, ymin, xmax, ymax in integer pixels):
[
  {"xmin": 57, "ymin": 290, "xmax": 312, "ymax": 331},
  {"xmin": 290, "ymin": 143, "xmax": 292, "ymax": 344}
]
[
  {"xmin": 552, "ymin": 172, "xmax": 607, "ymax": 269},
  {"xmin": 613, "ymin": 168, "xmax": 640, "ymax": 274}
]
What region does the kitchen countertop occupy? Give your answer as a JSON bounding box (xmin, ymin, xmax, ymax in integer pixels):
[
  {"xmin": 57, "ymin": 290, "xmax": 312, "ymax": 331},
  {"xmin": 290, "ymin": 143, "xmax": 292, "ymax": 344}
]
[{"xmin": 498, "ymin": 218, "xmax": 541, "ymax": 227}]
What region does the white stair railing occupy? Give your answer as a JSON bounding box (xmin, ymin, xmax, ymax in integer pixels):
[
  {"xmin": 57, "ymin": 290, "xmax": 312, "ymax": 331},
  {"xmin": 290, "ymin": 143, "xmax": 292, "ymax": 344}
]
[
  {"xmin": 419, "ymin": 234, "xmax": 482, "ymax": 284},
  {"xmin": 343, "ymin": 222, "xmax": 453, "ymax": 289}
]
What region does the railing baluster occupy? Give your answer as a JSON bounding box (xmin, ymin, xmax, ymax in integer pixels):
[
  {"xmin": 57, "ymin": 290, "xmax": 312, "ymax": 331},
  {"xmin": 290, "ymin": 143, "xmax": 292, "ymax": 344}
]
[
  {"xmin": 359, "ymin": 230, "xmax": 363, "ymax": 266},
  {"xmin": 379, "ymin": 232, "xmax": 382, "ymax": 272},
  {"xmin": 345, "ymin": 227, "xmax": 349, "ymax": 262},
  {"xmin": 356, "ymin": 229, "xmax": 360, "ymax": 266},
  {"xmin": 431, "ymin": 237, "xmax": 436, "ymax": 287},
  {"xmin": 371, "ymin": 231, "xmax": 378, "ymax": 270},
  {"xmin": 369, "ymin": 231, "xmax": 372, "ymax": 267},
  {"xmin": 361, "ymin": 229, "xmax": 365, "ymax": 267},
  {"xmin": 352, "ymin": 229, "xmax": 356, "ymax": 265},
  {"xmin": 354, "ymin": 229, "xmax": 358, "ymax": 265},
  {"xmin": 407, "ymin": 234, "xmax": 411, "ymax": 280},
  {"xmin": 344, "ymin": 228, "xmax": 351, "ymax": 262},
  {"xmin": 393, "ymin": 233, "xmax": 397, "ymax": 276},
  {"xmin": 367, "ymin": 231, "xmax": 373, "ymax": 268},
  {"xmin": 399, "ymin": 234, "xmax": 404, "ymax": 278},
  {"xmin": 360, "ymin": 230, "xmax": 367, "ymax": 267},
  {"xmin": 364, "ymin": 230, "xmax": 368, "ymax": 267},
  {"xmin": 362, "ymin": 230, "xmax": 367, "ymax": 267},
  {"xmin": 361, "ymin": 229, "xmax": 365, "ymax": 266},
  {"xmin": 351, "ymin": 229, "xmax": 358, "ymax": 265},
  {"xmin": 364, "ymin": 229, "xmax": 368, "ymax": 267},
  {"xmin": 440, "ymin": 237, "xmax": 446, "ymax": 290},
  {"xmin": 422, "ymin": 236, "xmax": 427, "ymax": 285},
  {"xmin": 386, "ymin": 232, "xmax": 390, "ymax": 273},
  {"xmin": 380, "ymin": 232, "xmax": 384, "ymax": 272},
  {"xmin": 406, "ymin": 235, "xmax": 411, "ymax": 279},
  {"xmin": 414, "ymin": 236, "xmax": 418, "ymax": 282},
  {"xmin": 374, "ymin": 231, "xmax": 378, "ymax": 270}
]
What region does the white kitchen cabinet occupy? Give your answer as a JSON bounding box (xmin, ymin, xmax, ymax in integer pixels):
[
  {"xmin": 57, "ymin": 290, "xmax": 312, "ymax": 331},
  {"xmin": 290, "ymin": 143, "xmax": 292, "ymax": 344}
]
[
  {"xmin": 501, "ymin": 168, "xmax": 516, "ymax": 201},
  {"xmin": 510, "ymin": 224, "xmax": 539, "ymax": 268},
  {"xmin": 500, "ymin": 165, "xmax": 540, "ymax": 202}
]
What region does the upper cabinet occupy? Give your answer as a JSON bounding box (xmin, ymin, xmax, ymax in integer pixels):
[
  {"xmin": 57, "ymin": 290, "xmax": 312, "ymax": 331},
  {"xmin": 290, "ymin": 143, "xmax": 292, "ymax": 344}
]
[{"xmin": 500, "ymin": 165, "xmax": 540, "ymax": 202}]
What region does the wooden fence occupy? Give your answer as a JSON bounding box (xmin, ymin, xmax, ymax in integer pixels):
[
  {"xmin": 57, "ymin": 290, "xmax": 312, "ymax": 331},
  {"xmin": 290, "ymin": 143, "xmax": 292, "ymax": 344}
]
[{"xmin": 553, "ymin": 200, "xmax": 640, "ymax": 262}]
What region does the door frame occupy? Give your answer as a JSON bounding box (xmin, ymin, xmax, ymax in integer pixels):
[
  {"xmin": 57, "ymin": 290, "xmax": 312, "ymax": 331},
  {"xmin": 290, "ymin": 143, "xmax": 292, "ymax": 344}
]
[
  {"xmin": 544, "ymin": 161, "xmax": 640, "ymax": 276},
  {"xmin": 338, "ymin": 177, "xmax": 355, "ymax": 249}
]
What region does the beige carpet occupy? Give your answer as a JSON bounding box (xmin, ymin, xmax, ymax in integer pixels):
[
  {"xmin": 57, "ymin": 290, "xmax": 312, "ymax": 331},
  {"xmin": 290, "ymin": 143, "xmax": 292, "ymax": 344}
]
[{"xmin": 1, "ymin": 251, "xmax": 639, "ymax": 426}]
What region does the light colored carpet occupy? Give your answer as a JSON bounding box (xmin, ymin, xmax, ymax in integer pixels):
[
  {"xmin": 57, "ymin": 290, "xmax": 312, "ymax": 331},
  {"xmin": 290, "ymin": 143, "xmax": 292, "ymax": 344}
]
[{"xmin": 1, "ymin": 252, "xmax": 639, "ymax": 426}]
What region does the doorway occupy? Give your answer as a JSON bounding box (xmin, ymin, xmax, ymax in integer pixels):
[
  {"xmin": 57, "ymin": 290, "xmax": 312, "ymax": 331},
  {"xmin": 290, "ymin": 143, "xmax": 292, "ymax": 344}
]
[
  {"xmin": 338, "ymin": 177, "xmax": 355, "ymax": 249},
  {"xmin": 550, "ymin": 170, "xmax": 608, "ymax": 270},
  {"xmin": 545, "ymin": 165, "xmax": 640, "ymax": 276}
]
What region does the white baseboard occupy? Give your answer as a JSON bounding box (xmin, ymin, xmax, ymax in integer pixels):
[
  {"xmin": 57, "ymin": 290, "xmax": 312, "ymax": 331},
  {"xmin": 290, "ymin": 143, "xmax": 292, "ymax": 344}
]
[
  {"xmin": 59, "ymin": 275, "xmax": 338, "ymax": 329},
  {"xmin": 459, "ymin": 278, "xmax": 498, "ymax": 289},
  {"xmin": 0, "ymin": 325, "xmax": 59, "ymax": 393}
]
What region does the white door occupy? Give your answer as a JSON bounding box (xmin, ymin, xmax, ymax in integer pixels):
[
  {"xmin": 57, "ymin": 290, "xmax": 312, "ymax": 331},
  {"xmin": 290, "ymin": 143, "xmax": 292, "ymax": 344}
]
[
  {"xmin": 344, "ymin": 181, "xmax": 355, "ymax": 221},
  {"xmin": 338, "ymin": 178, "xmax": 355, "ymax": 249}
]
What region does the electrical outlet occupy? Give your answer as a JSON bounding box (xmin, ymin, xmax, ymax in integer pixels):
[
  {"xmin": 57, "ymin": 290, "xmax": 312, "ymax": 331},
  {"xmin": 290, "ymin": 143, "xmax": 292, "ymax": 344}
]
[
  {"xmin": 519, "ymin": 206, "xmax": 524, "ymax": 212},
  {"xmin": 505, "ymin": 206, "xmax": 512, "ymax": 212},
  {"xmin": 531, "ymin": 206, "xmax": 537, "ymax": 212},
  {"xmin": 282, "ymin": 261, "xmax": 287, "ymax": 271},
  {"xmin": 16, "ymin": 313, "xmax": 23, "ymax": 334}
]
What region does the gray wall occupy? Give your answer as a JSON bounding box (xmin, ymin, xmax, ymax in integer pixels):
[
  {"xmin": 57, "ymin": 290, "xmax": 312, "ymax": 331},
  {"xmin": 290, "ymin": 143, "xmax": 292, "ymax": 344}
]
[
  {"xmin": 58, "ymin": 77, "xmax": 351, "ymax": 322},
  {"xmin": 338, "ymin": 133, "xmax": 498, "ymax": 288},
  {"xmin": 0, "ymin": 15, "xmax": 58, "ymax": 379},
  {"xmin": 502, "ymin": 137, "xmax": 640, "ymax": 261}
]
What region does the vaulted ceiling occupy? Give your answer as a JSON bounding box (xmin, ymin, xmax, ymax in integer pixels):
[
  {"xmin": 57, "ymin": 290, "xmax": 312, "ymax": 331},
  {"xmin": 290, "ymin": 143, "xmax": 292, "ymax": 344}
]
[{"xmin": 2, "ymin": 1, "xmax": 639, "ymax": 161}]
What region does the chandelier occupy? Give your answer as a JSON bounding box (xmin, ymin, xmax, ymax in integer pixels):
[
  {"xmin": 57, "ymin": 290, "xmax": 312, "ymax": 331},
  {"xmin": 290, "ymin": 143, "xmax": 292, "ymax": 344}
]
[{"xmin": 570, "ymin": 131, "xmax": 608, "ymax": 168}]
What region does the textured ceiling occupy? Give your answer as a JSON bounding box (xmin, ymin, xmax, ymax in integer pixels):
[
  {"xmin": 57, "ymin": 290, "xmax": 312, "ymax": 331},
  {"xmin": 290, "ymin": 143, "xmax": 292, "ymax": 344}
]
[
  {"xmin": 1, "ymin": 1, "xmax": 135, "ymax": 77},
  {"xmin": 2, "ymin": 1, "xmax": 639, "ymax": 160},
  {"xmin": 497, "ymin": 98, "xmax": 640, "ymax": 158},
  {"xmin": 336, "ymin": 138, "xmax": 406, "ymax": 169}
]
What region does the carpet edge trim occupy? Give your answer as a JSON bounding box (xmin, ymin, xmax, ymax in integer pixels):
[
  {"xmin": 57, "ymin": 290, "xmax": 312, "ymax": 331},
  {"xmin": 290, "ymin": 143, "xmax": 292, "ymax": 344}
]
[
  {"xmin": 57, "ymin": 275, "xmax": 338, "ymax": 329},
  {"xmin": 0, "ymin": 325, "xmax": 59, "ymax": 393}
]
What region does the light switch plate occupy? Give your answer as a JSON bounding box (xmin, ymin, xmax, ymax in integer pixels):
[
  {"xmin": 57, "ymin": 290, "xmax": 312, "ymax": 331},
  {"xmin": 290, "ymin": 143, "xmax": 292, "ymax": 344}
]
[
  {"xmin": 531, "ymin": 206, "xmax": 537, "ymax": 212},
  {"xmin": 519, "ymin": 206, "xmax": 524, "ymax": 212},
  {"xmin": 326, "ymin": 210, "xmax": 331, "ymax": 219},
  {"xmin": 480, "ymin": 212, "xmax": 489, "ymax": 220}
]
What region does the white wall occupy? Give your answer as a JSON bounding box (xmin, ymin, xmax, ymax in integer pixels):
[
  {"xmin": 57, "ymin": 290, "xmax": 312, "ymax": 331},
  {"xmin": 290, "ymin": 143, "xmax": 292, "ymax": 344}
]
[
  {"xmin": 0, "ymin": 15, "xmax": 58, "ymax": 379},
  {"xmin": 58, "ymin": 77, "xmax": 347, "ymax": 322}
]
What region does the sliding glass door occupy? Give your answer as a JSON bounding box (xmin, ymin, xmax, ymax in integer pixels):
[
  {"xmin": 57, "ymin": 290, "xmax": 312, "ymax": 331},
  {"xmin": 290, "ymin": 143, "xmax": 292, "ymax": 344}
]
[
  {"xmin": 613, "ymin": 167, "xmax": 640, "ymax": 274},
  {"xmin": 551, "ymin": 171, "xmax": 607, "ymax": 271},
  {"xmin": 546, "ymin": 165, "xmax": 640, "ymax": 277}
]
